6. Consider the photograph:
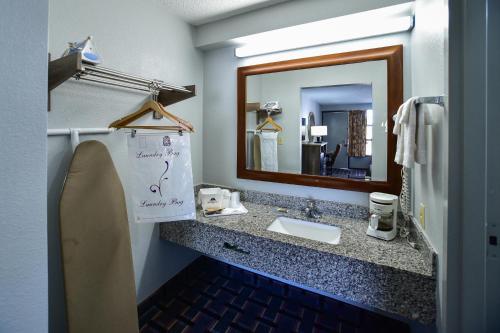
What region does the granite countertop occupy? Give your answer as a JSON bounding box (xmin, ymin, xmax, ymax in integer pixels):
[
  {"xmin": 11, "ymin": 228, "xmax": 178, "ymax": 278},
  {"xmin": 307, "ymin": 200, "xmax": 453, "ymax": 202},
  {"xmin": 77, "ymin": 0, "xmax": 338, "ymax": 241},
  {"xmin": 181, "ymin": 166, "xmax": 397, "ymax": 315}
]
[
  {"xmin": 195, "ymin": 201, "xmax": 433, "ymax": 278},
  {"xmin": 161, "ymin": 195, "xmax": 436, "ymax": 324}
]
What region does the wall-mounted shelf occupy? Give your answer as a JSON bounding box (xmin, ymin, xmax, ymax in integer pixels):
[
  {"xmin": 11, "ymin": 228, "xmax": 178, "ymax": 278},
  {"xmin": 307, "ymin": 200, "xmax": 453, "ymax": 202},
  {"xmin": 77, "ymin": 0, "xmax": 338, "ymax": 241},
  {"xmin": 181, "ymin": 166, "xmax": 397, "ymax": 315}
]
[
  {"xmin": 48, "ymin": 53, "xmax": 195, "ymax": 110},
  {"xmin": 245, "ymin": 102, "xmax": 282, "ymax": 127}
]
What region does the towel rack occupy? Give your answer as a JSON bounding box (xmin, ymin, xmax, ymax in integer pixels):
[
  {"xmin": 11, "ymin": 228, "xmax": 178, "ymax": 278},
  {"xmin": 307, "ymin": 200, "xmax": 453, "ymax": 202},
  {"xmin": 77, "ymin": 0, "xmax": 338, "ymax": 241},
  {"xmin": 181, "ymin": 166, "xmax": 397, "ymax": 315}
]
[
  {"xmin": 48, "ymin": 127, "xmax": 115, "ymax": 152},
  {"xmin": 415, "ymin": 95, "xmax": 445, "ymax": 106},
  {"xmin": 392, "ymin": 95, "xmax": 445, "ymax": 124},
  {"xmin": 48, "ymin": 53, "xmax": 195, "ymax": 110}
]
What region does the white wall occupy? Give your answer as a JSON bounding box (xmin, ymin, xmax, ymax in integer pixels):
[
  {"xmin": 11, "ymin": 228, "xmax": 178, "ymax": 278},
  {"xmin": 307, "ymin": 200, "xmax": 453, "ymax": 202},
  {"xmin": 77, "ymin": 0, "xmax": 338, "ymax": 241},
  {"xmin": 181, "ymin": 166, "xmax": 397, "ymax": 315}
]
[
  {"xmin": 47, "ymin": 0, "xmax": 201, "ymax": 331},
  {"xmin": 301, "ymin": 92, "xmax": 321, "ymax": 143},
  {"xmin": 411, "ymin": 0, "xmax": 447, "ymax": 259},
  {"xmin": 301, "ymin": 91, "xmax": 321, "ymax": 124},
  {"xmin": 0, "ymin": 1, "xmax": 49, "ymax": 332},
  {"xmin": 246, "ymin": 75, "xmax": 261, "ymax": 130},
  {"xmin": 410, "ymin": 0, "xmax": 448, "ymax": 331},
  {"xmin": 203, "ymin": 32, "xmax": 410, "ymax": 205}
]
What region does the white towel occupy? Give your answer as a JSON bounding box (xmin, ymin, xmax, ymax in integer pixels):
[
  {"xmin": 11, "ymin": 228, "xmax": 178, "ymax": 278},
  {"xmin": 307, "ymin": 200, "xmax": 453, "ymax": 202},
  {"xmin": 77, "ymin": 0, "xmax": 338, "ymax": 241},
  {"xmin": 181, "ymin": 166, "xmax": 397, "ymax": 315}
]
[
  {"xmin": 393, "ymin": 97, "xmax": 431, "ymax": 168},
  {"xmin": 415, "ymin": 106, "xmax": 428, "ymax": 165},
  {"xmin": 393, "ymin": 100, "xmax": 407, "ymax": 164},
  {"xmin": 257, "ymin": 132, "xmax": 278, "ymax": 172}
]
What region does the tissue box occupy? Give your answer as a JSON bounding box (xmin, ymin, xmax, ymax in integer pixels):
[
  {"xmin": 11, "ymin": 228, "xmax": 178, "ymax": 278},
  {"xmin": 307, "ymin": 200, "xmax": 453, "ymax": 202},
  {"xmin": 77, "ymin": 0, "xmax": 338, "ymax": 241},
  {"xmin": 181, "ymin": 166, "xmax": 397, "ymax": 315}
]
[{"xmin": 198, "ymin": 188, "xmax": 223, "ymax": 210}]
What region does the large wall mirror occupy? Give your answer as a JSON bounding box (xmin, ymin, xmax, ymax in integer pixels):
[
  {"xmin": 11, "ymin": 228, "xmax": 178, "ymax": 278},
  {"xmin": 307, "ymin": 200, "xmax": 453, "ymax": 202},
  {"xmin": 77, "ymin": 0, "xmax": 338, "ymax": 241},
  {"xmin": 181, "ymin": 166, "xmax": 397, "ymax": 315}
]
[{"xmin": 237, "ymin": 45, "xmax": 403, "ymax": 193}]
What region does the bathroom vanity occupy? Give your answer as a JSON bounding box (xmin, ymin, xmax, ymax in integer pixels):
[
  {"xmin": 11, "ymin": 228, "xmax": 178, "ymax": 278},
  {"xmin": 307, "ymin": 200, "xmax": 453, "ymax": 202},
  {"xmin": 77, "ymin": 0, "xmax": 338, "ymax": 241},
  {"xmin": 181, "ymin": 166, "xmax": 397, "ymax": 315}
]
[{"xmin": 160, "ymin": 189, "xmax": 436, "ymax": 325}]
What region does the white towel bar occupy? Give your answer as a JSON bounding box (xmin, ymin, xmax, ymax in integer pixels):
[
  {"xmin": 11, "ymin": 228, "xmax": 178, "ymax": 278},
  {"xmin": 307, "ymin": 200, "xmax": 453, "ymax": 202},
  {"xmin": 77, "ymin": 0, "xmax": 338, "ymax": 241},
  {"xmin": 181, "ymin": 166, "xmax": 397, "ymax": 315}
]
[{"xmin": 47, "ymin": 128, "xmax": 115, "ymax": 152}]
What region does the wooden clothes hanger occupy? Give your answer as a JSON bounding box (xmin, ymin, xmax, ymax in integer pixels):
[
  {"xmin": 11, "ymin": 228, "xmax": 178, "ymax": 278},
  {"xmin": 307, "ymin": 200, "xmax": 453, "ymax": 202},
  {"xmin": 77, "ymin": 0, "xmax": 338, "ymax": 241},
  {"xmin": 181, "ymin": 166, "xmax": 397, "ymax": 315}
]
[
  {"xmin": 256, "ymin": 114, "xmax": 282, "ymax": 132},
  {"xmin": 109, "ymin": 95, "xmax": 194, "ymax": 132}
]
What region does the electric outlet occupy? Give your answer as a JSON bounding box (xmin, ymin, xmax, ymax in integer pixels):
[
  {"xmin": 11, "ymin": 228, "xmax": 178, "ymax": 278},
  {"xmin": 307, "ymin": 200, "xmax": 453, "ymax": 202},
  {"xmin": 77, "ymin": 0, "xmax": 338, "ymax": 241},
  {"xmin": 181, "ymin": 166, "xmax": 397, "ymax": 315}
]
[
  {"xmin": 419, "ymin": 203, "xmax": 426, "ymax": 229},
  {"xmin": 278, "ymin": 137, "xmax": 284, "ymax": 145}
]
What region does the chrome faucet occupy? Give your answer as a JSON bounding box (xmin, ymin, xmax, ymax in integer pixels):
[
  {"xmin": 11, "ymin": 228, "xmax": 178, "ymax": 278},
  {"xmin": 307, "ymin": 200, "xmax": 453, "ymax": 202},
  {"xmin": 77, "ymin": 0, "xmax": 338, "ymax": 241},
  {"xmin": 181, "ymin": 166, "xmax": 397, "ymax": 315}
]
[{"xmin": 304, "ymin": 199, "xmax": 321, "ymax": 219}]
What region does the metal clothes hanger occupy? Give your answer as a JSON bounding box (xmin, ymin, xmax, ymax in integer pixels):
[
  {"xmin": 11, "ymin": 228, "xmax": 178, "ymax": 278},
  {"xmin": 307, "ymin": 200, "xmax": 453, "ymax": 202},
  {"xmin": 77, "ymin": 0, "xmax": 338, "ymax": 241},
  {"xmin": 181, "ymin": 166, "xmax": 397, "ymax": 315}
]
[
  {"xmin": 256, "ymin": 112, "xmax": 283, "ymax": 132},
  {"xmin": 109, "ymin": 82, "xmax": 194, "ymax": 133}
]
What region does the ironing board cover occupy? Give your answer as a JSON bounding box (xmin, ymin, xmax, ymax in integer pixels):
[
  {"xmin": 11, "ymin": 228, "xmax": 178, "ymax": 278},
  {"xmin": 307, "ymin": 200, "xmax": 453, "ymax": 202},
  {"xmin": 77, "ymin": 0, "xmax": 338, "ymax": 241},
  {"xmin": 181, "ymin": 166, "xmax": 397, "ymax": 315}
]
[{"xmin": 59, "ymin": 140, "xmax": 138, "ymax": 333}]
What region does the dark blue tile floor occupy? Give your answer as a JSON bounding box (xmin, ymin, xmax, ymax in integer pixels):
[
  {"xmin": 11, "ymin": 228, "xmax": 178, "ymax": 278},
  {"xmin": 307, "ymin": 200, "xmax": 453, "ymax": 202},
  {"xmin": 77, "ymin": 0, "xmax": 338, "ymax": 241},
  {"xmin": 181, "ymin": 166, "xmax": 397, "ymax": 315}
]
[{"xmin": 138, "ymin": 256, "xmax": 409, "ymax": 333}]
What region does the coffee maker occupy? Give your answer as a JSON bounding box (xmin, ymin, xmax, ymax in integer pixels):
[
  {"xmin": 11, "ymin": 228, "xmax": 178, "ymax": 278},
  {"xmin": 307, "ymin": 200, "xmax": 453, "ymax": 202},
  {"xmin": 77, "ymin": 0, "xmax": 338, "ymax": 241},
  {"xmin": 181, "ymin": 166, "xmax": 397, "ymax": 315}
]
[{"xmin": 366, "ymin": 192, "xmax": 398, "ymax": 241}]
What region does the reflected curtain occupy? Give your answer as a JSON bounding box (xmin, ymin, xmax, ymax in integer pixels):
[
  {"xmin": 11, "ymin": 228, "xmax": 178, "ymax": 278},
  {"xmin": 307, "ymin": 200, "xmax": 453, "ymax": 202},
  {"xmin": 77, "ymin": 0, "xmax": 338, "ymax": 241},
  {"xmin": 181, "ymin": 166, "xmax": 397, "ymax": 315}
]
[{"xmin": 348, "ymin": 110, "xmax": 367, "ymax": 157}]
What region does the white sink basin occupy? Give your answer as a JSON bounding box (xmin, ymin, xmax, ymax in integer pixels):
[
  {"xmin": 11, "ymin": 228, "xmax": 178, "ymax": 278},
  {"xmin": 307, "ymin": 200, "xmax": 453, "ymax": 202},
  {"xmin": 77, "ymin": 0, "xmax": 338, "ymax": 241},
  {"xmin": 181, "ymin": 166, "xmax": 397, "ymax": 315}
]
[{"xmin": 266, "ymin": 216, "xmax": 341, "ymax": 245}]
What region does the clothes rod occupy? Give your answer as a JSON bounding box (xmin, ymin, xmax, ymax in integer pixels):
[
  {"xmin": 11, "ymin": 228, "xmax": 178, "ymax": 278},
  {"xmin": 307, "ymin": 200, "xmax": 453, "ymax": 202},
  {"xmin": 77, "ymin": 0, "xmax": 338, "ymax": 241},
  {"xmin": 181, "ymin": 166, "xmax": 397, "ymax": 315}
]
[
  {"xmin": 79, "ymin": 65, "xmax": 191, "ymax": 93},
  {"xmin": 415, "ymin": 96, "xmax": 445, "ymax": 106},
  {"xmin": 83, "ymin": 66, "xmax": 152, "ymax": 84},
  {"xmin": 77, "ymin": 76, "xmax": 151, "ymax": 92}
]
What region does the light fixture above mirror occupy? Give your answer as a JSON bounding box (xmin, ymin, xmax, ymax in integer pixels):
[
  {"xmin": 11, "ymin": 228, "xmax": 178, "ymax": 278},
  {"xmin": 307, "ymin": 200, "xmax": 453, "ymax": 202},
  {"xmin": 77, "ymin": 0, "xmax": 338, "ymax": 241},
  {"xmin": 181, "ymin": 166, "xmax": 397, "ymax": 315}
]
[{"xmin": 234, "ymin": 3, "xmax": 414, "ymax": 58}]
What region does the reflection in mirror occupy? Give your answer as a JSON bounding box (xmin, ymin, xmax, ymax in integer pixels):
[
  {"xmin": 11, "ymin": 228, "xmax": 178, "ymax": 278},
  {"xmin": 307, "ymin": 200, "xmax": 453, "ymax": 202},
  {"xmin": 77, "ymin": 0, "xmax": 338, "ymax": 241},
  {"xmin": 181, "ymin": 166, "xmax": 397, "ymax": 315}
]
[
  {"xmin": 245, "ymin": 61, "xmax": 387, "ymax": 181},
  {"xmin": 302, "ymin": 84, "xmax": 374, "ymax": 180}
]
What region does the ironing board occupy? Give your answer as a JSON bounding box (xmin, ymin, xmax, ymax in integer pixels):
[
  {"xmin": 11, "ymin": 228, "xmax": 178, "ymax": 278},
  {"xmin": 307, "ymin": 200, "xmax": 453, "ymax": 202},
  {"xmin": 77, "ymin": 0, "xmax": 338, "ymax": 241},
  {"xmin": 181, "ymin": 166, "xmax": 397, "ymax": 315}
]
[{"xmin": 59, "ymin": 140, "xmax": 138, "ymax": 333}]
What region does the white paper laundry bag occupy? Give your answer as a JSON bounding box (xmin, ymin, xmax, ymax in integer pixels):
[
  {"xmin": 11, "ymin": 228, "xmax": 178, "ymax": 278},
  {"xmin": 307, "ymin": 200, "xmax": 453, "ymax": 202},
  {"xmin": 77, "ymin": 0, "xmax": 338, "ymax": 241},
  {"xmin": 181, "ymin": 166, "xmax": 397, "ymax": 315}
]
[{"xmin": 127, "ymin": 132, "xmax": 195, "ymax": 223}]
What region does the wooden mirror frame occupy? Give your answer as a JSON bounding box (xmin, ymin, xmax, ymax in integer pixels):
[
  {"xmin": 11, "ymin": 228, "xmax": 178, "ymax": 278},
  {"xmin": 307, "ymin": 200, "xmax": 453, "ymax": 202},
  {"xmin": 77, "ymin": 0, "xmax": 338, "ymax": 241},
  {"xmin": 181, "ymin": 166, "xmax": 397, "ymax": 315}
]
[{"xmin": 237, "ymin": 45, "xmax": 403, "ymax": 194}]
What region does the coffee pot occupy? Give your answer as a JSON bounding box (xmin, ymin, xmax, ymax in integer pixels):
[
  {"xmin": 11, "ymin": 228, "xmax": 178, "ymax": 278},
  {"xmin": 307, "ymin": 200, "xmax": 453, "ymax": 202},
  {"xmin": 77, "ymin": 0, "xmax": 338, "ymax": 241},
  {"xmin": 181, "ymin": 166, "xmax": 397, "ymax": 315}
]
[{"xmin": 366, "ymin": 192, "xmax": 398, "ymax": 241}]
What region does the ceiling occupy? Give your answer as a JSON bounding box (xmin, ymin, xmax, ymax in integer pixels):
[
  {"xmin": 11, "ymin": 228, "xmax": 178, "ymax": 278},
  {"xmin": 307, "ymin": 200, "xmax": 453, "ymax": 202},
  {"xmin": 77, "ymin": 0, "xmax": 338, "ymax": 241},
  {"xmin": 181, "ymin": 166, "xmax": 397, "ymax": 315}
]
[
  {"xmin": 301, "ymin": 84, "xmax": 373, "ymax": 106},
  {"xmin": 159, "ymin": 0, "xmax": 291, "ymax": 25}
]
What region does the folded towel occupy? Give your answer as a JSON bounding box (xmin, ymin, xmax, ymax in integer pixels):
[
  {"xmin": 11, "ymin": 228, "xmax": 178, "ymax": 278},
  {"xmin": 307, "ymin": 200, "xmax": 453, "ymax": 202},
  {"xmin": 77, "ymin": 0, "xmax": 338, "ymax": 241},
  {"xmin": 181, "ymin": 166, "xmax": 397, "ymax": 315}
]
[
  {"xmin": 415, "ymin": 106, "xmax": 428, "ymax": 164},
  {"xmin": 393, "ymin": 97, "xmax": 427, "ymax": 168},
  {"xmin": 246, "ymin": 131, "xmax": 256, "ymax": 169},
  {"xmin": 257, "ymin": 132, "xmax": 278, "ymax": 172},
  {"xmin": 402, "ymin": 98, "xmax": 417, "ymax": 167},
  {"xmin": 253, "ymin": 133, "xmax": 261, "ymax": 170},
  {"xmin": 393, "ymin": 100, "xmax": 407, "ymax": 164}
]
